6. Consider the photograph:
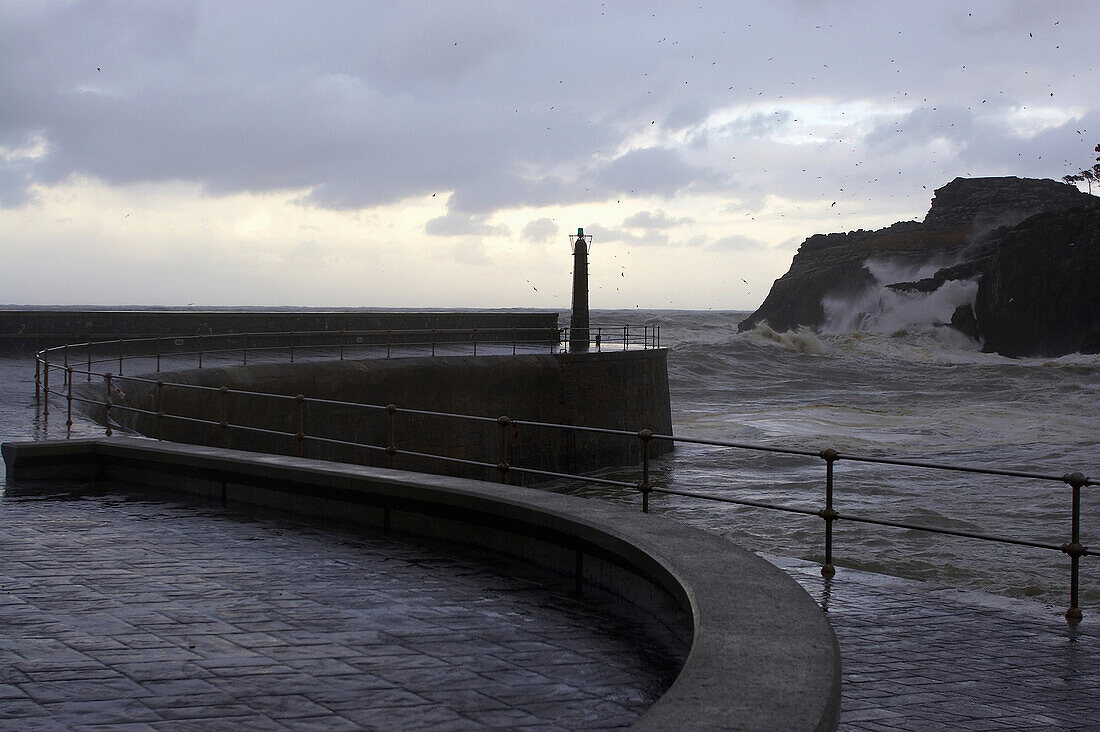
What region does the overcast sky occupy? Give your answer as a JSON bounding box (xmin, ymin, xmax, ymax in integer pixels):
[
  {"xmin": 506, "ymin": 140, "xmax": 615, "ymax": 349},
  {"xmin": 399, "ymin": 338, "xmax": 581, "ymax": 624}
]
[{"xmin": 2, "ymin": 1, "xmax": 1097, "ymax": 310}]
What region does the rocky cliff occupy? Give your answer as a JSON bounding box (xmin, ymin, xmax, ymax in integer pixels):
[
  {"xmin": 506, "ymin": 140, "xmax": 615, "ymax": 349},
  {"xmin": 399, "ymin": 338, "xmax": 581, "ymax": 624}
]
[{"xmin": 738, "ymin": 177, "xmax": 1099, "ymax": 357}]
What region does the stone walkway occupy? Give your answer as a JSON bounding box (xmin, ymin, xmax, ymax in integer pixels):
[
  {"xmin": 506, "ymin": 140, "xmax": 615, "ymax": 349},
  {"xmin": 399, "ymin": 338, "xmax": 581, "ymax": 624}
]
[
  {"xmin": 773, "ymin": 556, "xmax": 1100, "ymax": 731},
  {"xmin": 3, "ymin": 479, "xmax": 1099, "ymax": 730},
  {"xmin": 0, "ymin": 482, "xmax": 681, "ymax": 730}
]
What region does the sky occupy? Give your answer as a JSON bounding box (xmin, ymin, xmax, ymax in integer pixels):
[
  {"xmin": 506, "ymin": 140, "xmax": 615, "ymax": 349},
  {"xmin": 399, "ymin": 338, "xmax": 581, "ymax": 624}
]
[{"xmin": 1, "ymin": 1, "xmax": 1097, "ymax": 310}]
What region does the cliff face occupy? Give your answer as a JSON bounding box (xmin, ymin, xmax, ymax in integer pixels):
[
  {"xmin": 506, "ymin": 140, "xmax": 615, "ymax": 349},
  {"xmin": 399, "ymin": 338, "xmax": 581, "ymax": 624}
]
[
  {"xmin": 974, "ymin": 205, "xmax": 1100, "ymax": 357},
  {"xmin": 738, "ymin": 177, "xmax": 1099, "ymax": 357}
]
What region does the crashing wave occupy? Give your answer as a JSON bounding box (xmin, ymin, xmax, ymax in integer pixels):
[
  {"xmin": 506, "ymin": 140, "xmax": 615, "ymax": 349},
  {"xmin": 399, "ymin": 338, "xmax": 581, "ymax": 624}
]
[
  {"xmin": 745, "ymin": 324, "xmax": 828, "ymax": 354},
  {"xmin": 820, "ymin": 258, "xmax": 979, "ymax": 339}
]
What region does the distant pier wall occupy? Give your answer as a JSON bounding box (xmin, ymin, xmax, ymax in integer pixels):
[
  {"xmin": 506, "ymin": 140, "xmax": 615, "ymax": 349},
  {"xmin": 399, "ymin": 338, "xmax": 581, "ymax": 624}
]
[{"xmin": 0, "ymin": 310, "xmax": 559, "ymax": 352}]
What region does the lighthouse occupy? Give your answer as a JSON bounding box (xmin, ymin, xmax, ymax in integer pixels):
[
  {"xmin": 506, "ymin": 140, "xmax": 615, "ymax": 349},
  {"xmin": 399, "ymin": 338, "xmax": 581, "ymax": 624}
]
[{"xmin": 569, "ymin": 227, "xmax": 592, "ymax": 352}]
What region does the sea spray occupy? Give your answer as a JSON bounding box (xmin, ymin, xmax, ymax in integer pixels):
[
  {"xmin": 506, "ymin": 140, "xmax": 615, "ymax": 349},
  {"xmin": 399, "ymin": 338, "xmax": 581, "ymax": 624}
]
[{"xmin": 821, "ymin": 258, "xmax": 979, "ymax": 337}]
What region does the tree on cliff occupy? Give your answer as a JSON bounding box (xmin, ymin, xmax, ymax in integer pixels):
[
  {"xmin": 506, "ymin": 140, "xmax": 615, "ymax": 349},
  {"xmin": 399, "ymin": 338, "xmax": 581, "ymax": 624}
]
[{"xmin": 1063, "ymin": 143, "xmax": 1100, "ymax": 195}]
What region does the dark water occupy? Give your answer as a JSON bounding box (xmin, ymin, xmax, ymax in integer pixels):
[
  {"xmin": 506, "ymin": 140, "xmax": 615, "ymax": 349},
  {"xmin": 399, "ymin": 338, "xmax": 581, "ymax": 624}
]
[
  {"xmin": 3, "ymin": 308, "xmax": 1098, "ymax": 610},
  {"xmin": 572, "ymin": 310, "xmax": 1099, "ymax": 611}
]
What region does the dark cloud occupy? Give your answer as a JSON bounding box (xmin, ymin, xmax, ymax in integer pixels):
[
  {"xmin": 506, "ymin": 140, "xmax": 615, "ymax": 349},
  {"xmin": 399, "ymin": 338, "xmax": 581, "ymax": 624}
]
[
  {"xmin": 0, "ymin": 1, "xmax": 1095, "ymax": 219},
  {"xmin": 593, "ymin": 147, "xmax": 724, "ymax": 198}
]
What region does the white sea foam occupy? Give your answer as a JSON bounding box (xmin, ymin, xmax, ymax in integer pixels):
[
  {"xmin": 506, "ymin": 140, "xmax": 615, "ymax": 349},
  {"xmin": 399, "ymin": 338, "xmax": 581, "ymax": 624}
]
[
  {"xmin": 744, "ymin": 323, "xmax": 828, "ymax": 354},
  {"xmin": 821, "ymin": 258, "xmax": 979, "ymax": 338}
]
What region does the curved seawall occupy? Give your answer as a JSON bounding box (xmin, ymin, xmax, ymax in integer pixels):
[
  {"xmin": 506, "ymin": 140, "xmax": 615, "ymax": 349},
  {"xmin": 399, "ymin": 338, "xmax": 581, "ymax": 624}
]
[
  {"xmin": 3, "ymin": 438, "xmax": 842, "ymax": 730},
  {"xmin": 90, "ymin": 349, "xmax": 673, "ymax": 483}
]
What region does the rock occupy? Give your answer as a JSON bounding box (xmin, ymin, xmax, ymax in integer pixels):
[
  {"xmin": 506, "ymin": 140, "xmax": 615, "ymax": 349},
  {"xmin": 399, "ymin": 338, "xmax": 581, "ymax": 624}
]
[
  {"xmin": 886, "ymin": 258, "xmax": 991, "ymax": 295},
  {"xmin": 973, "ymin": 203, "xmax": 1100, "ymax": 357},
  {"xmin": 739, "ymin": 177, "xmax": 1098, "ymax": 356},
  {"xmin": 949, "ymin": 304, "xmax": 979, "ymax": 341},
  {"xmin": 737, "ymin": 222, "xmax": 970, "ymax": 333},
  {"xmin": 922, "ymin": 176, "xmax": 1088, "ymax": 230}
]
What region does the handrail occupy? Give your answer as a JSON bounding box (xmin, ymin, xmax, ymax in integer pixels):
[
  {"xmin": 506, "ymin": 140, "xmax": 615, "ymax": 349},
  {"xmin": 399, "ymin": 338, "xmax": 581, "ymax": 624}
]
[
  {"xmin": 31, "ymin": 327, "xmax": 1093, "ymax": 623},
  {"xmin": 32, "ymin": 324, "xmax": 660, "ymax": 389}
]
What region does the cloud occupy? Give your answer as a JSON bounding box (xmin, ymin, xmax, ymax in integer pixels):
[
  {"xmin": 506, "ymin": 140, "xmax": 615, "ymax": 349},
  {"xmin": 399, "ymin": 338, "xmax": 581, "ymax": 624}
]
[
  {"xmin": 707, "ymin": 234, "xmax": 768, "ymax": 251},
  {"xmin": 593, "ymin": 147, "xmax": 724, "ymax": 198},
  {"xmin": 622, "ymin": 209, "xmax": 694, "ymax": 230},
  {"xmin": 521, "ymin": 217, "xmax": 559, "ymax": 243},
  {"xmin": 425, "ymin": 212, "xmax": 509, "ymax": 237},
  {"xmin": 1, "ymin": 1, "xmax": 1098, "ymax": 310},
  {"xmin": 584, "ymin": 224, "xmax": 670, "ymax": 248}
]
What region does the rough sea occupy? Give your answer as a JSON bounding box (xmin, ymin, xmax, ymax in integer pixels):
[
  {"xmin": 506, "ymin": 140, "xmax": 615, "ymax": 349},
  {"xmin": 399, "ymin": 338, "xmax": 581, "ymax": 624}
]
[{"xmin": 2, "ymin": 307, "xmax": 1097, "ymax": 612}]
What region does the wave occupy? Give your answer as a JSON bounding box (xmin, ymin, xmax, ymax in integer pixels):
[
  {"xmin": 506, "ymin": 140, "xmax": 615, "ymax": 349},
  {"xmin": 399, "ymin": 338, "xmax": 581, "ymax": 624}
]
[
  {"xmin": 742, "ymin": 324, "xmax": 828, "ymax": 354},
  {"xmin": 821, "ymin": 259, "xmax": 979, "ymax": 338}
]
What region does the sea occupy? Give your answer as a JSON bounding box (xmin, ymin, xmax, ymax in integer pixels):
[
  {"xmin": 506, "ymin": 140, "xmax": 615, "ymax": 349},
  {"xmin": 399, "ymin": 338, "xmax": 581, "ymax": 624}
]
[{"xmin": 2, "ymin": 307, "xmax": 1098, "ymax": 612}]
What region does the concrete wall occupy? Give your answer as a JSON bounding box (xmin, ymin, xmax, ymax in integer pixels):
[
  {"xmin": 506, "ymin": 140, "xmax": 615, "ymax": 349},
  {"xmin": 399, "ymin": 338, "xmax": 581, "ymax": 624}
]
[
  {"xmin": 0, "ymin": 310, "xmax": 559, "ymax": 352},
  {"xmin": 84, "ymin": 349, "xmax": 673, "ymax": 484}
]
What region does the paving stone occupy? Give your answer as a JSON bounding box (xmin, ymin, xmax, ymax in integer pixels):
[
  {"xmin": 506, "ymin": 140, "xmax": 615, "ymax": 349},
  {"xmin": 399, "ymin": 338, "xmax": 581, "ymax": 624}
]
[
  {"xmin": 771, "ymin": 555, "xmax": 1100, "ymax": 731},
  {"xmin": 7, "ymin": 477, "xmax": 1099, "ymax": 729}
]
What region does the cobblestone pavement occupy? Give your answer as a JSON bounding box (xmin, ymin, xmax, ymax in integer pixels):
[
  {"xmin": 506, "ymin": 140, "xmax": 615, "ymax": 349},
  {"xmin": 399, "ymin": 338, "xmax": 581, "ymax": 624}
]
[
  {"xmin": 0, "ymin": 482, "xmax": 681, "ymax": 731},
  {"xmin": 5, "ymin": 478, "xmax": 1099, "ymax": 731},
  {"xmin": 773, "ymin": 556, "xmax": 1100, "ymax": 731}
]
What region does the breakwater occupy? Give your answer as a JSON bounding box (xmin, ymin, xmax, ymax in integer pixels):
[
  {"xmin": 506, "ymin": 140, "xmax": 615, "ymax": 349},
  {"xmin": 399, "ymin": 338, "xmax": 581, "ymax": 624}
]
[
  {"xmin": 0, "ymin": 310, "xmax": 559, "ymax": 352},
  {"xmin": 79, "ymin": 349, "xmax": 674, "ymax": 484}
]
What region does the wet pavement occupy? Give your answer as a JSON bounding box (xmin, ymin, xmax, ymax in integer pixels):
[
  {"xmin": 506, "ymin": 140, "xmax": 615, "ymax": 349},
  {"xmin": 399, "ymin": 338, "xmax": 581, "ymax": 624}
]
[
  {"xmin": 774, "ymin": 555, "xmax": 1100, "ymax": 731},
  {"xmin": 2, "ymin": 479, "xmax": 1098, "ymax": 730},
  {"xmin": 0, "ymin": 482, "xmax": 681, "ymax": 730}
]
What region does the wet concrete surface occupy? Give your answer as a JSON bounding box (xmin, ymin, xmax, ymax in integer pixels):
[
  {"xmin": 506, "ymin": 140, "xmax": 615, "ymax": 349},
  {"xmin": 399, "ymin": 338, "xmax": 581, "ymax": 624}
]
[{"xmin": 0, "ymin": 482, "xmax": 681, "ymax": 730}]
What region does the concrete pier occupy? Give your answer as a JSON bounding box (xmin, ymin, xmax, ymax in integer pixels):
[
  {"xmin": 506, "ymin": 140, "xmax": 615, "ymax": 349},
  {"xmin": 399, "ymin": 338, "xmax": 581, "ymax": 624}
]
[{"xmin": 0, "ymin": 310, "xmax": 559, "ymax": 352}]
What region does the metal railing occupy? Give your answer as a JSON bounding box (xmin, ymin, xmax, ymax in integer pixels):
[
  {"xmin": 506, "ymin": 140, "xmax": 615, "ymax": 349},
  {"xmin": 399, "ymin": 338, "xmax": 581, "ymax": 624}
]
[
  {"xmin": 32, "ymin": 324, "xmax": 660, "ymax": 391},
  {"xmin": 32, "ymin": 327, "xmax": 1093, "ymax": 623}
]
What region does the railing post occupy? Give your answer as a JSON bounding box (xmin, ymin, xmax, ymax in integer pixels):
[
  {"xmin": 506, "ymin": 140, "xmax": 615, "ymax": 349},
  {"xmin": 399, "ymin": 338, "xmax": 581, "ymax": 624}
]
[
  {"xmin": 386, "ymin": 403, "xmax": 397, "ymax": 469},
  {"xmin": 623, "ymin": 325, "xmax": 628, "ymax": 350},
  {"xmin": 87, "ymin": 349, "xmax": 92, "ymax": 382},
  {"xmin": 117, "ymin": 339, "xmax": 123, "ymax": 375},
  {"xmin": 220, "ymin": 386, "xmax": 230, "ymax": 448},
  {"xmin": 1062, "ymin": 471, "xmax": 1088, "ymax": 623},
  {"xmin": 497, "ymin": 416, "xmax": 512, "ymax": 484},
  {"xmin": 242, "ymin": 334, "xmax": 248, "ymax": 366},
  {"xmin": 596, "ymin": 327, "xmax": 602, "ymax": 352},
  {"xmin": 198, "ymin": 335, "xmax": 204, "ymax": 368},
  {"xmin": 473, "ymin": 329, "xmax": 478, "ymax": 356},
  {"xmin": 103, "ymin": 373, "xmax": 113, "ymax": 437},
  {"xmin": 290, "ymin": 332, "xmax": 296, "ymax": 363},
  {"xmin": 65, "ymin": 366, "xmax": 74, "ymax": 431},
  {"xmin": 339, "ymin": 331, "xmax": 345, "ymax": 361},
  {"xmin": 513, "ymin": 328, "xmax": 517, "ymax": 356},
  {"xmin": 43, "ymin": 354, "xmax": 49, "ymax": 418},
  {"xmin": 156, "ymin": 380, "xmax": 165, "ymax": 440},
  {"xmin": 63, "ymin": 345, "xmax": 69, "ymax": 386},
  {"xmin": 35, "ymin": 357, "xmax": 40, "ymax": 403},
  {"xmin": 637, "ymin": 429, "xmax": 653, "ymax": 513},
  {"xmin": 295, "ymin": 394, "xmax": 305, "ymax": 457},
  {"xmin": 386, "ymin": 330, "xmax": 391, "ymax": 359},
  {"xmin": 155, "ymin": 337, "xmax": 161, "ymax": 372},
  {"xmin": 819, "ymin": 448, "xmax": 840, "ymax": 577}
]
